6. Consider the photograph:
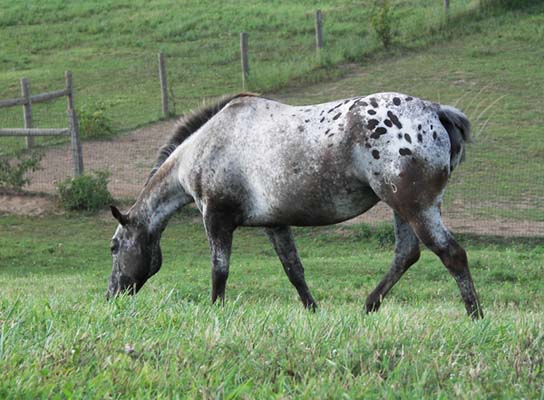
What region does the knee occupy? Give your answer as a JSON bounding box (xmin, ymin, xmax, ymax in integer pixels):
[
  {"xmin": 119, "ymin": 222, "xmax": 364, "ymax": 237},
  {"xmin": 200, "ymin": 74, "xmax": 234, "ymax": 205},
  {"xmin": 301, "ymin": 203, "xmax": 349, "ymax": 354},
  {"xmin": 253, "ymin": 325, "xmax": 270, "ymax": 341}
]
[
  {"xmin": 396, "ymin": 241, "xmax": 420, "ymax": 266},
  {"xmin": 406, "ymin": 246, "xmax": 421, "ymax": 266},
  {"xmin": 212, "ymin": 267, "xmax": 229, "ymax": 282},
  {"xmin": 439, "ymin": 241, "xmax": 468, "ymax": 274}
]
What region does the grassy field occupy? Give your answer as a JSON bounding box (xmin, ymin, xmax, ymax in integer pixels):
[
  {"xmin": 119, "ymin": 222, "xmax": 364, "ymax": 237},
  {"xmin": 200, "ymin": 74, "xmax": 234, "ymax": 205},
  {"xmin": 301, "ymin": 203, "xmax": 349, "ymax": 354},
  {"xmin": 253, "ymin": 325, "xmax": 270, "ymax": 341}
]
[
  {"xmin": 0, "ymin": 0, "xmax": 536, "ymax": 132},
  {"xmin": 0, "ymin": 211, "xmax": 543, "ymax": 398},
  {"xmin": 0, "ymin": 2, "xmax": 543, "ymax": 396}
]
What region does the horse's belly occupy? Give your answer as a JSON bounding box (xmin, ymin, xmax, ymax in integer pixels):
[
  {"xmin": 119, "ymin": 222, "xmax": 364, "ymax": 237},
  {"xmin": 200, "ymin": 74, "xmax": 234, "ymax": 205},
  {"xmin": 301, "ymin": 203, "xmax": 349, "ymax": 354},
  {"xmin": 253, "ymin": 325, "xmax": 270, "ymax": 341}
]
[{"xmin": 243, "ymin": 181, "xmax": 380, "ymax": 227}]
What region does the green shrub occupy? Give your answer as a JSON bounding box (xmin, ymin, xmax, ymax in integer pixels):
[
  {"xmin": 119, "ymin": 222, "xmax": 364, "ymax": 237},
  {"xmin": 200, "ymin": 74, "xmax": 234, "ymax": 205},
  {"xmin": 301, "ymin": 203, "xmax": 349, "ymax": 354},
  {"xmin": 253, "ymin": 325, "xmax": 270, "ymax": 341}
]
[
  {"xmin": 57, "ymin": 170, "xmax": 113, "ymax": 211},
  {"xmin": 0, "ymin": 151, "xmax": 42, "ymax": 191},
  {"xmin": 78, "ymin": 102, "xmax": 114, "ymax": 139},
  {"xmin": 371, "ymin": 0, "xmax": 397, "ymax": 49}
]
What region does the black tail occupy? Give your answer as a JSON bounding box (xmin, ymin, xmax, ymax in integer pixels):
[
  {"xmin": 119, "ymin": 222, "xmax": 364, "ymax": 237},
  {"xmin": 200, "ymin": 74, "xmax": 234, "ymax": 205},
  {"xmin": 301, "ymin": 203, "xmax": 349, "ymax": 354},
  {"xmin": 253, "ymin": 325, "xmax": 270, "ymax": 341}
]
[{"xmin": 437, "ymin": 105, "xmax": 472, "ymax": 172}]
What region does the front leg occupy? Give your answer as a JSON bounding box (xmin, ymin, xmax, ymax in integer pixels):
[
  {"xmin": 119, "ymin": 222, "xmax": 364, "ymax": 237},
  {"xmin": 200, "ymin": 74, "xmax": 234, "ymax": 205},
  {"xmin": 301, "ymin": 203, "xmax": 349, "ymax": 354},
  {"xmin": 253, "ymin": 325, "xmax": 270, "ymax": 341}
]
[
  {"xmin": 265, "ymin": 226, "xmax": 317, "ymax": 310},
  {"xmin": 203, "ymin": 211, "xmax": 235, "ymax": 305}
]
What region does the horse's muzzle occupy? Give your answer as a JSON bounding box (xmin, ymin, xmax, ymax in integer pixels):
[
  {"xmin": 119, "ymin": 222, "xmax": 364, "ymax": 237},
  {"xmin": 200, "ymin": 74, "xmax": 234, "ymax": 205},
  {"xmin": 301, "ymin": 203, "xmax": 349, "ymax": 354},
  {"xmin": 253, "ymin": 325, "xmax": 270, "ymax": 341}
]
[{"xmin": 106, "ymin": 276, "xmax": 139, "ymax": 299}]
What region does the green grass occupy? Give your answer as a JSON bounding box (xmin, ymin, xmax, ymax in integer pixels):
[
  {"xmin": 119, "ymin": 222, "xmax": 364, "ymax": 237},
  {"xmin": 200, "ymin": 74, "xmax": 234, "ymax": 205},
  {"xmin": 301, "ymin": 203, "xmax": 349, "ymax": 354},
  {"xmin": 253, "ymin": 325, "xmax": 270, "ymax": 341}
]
[
  {"xmin": 0, "ymin": 1, "xmax": 538, "ymax": 140},
  {"xmin": 0, "ymin": 211, "xmax": 542, "ymax": 398},
  {"xmin": 1, "ymin": 1, "xmax": 543, "ymax": 397}
]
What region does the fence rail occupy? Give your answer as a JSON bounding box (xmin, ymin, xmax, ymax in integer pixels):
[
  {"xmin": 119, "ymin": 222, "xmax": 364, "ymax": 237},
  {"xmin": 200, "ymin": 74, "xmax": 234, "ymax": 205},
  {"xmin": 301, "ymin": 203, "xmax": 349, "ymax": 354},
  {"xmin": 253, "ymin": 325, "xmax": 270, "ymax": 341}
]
[
  {"xmin": 0, "ymin": 128, "xmax": 70, "ymax": 136},
  {"xmin": 0, "ymin": 71, "xmax": 83, "ymax": 176},
  {"xmin": 0, "ymin": 89, "xmax": 69, "ymax": 109}
]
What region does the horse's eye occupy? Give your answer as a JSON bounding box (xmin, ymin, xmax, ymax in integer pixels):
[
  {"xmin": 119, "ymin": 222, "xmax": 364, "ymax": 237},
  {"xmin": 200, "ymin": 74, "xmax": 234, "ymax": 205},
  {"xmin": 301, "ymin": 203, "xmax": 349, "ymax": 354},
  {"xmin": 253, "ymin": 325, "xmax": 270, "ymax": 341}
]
[{"xmin": 110, "ymin": 239, "xmax": 120, "ymax": 254}]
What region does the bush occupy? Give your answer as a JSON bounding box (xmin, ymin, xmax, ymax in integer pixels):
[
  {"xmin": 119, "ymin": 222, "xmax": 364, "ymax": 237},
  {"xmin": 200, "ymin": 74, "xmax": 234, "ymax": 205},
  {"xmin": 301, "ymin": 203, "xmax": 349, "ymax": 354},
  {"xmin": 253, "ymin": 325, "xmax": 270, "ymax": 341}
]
[
  {"xmin": 371, "ymin": 0, "xmax": 397, "ymax": 49},
  {"xmin": 78, "ymin": 102, "xmax": 114, "ymax": 139},
  {"xmin": 0, "ymin": 151, "xmax": 42, "ymax": 191},
  {"xmin": 57, "ymin": 170, "xmax": 114, "ymax": 211}
]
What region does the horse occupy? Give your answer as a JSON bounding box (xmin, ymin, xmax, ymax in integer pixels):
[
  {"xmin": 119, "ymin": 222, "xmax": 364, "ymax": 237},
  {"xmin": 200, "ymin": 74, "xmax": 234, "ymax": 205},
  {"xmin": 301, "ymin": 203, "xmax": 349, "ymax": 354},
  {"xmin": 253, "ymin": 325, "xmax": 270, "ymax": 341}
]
[{"xmin": 107, "ymin": 92, "xmax": 483, "ymax": 319}]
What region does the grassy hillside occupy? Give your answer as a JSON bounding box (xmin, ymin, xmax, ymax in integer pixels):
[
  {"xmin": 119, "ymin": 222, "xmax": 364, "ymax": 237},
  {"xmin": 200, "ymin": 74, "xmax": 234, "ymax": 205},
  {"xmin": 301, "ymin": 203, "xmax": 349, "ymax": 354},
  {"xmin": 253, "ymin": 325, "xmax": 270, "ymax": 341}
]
[
  {"xmin": 1, "ymin": 0, "xmax": 535, "ymax": 133},
  {"xmin": 0, "ymin": 212, "xmax": 542, "ymax": 398}
]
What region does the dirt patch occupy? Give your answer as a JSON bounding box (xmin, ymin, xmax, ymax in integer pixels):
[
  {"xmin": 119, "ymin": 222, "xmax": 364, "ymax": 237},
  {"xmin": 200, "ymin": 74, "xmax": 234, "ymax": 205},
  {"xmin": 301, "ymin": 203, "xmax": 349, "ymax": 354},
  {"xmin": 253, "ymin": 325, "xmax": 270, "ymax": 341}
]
[
  {"xmin": 342, "ymin": 202, "xmax": 544, "ymax": 238},
  {"xmin": 0, "ymin": 194, "xmax": 60, "ymax": 216},
  {"xmin": 26, "ymin": 119, "xmax": 177, "ymax": 198}
]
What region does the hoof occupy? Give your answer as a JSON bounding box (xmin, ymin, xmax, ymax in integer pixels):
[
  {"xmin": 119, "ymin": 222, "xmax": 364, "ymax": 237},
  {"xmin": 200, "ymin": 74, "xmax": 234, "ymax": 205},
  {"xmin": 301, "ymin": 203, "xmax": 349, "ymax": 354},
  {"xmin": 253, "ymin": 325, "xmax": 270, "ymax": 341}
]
[
  {"xmin": 303, "ymin": 298, "xmax": 318, "ymax": 312},
  {"xmin": 365, "ymin": 301, "xmax": 381, "ymax": 314}
]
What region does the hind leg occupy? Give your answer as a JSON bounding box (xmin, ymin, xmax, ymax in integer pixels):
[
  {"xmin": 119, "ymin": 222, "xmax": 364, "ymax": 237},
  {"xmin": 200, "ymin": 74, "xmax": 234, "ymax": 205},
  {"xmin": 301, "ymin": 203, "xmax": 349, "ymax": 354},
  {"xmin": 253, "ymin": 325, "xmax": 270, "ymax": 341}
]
[
  {"xmin": 265, "ymin": 226, "xmax": 317, "ymax": 310},
  {"xmin": 409, "ymin": 206, "xmax": 483, "ymax": 319},
  {"xmin": 366, "ymin": 212, "xmax": 420, "ymax": 313}
]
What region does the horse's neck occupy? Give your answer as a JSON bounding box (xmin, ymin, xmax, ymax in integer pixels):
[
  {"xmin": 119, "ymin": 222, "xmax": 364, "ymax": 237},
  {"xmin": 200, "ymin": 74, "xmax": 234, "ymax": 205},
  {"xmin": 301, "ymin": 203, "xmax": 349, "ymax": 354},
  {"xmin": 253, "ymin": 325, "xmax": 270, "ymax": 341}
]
[{"xmin": 131, "ymin": 161, "xmax": 190, "ymax": 233}]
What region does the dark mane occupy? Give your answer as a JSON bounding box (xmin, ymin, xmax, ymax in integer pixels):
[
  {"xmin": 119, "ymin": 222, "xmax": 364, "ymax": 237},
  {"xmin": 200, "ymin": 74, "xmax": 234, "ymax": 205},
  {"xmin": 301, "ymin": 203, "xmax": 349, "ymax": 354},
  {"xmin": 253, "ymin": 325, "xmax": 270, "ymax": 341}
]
[{"xmin": 147, "ymin": 93, "xmax": 257, "ymax": 183}]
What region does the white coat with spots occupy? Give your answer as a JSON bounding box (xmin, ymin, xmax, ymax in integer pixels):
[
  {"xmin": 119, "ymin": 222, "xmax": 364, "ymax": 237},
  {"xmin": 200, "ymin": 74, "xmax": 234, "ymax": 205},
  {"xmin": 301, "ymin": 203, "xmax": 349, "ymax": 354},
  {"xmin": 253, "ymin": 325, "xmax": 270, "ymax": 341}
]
[{"xmin": 108, "ymin": 92, "xmax": 483, "ymax": 319}]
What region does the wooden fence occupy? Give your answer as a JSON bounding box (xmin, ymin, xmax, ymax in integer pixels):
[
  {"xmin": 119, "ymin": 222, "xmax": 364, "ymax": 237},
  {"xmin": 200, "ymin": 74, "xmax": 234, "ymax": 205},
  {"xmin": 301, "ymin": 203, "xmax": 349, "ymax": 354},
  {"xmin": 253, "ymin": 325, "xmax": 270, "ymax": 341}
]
[
  {"xmin": 0, "ymin": 71, "xmax": 83, "ymax": 176},
  {"xmin": 157, "ymin": 4, "xmax": 450, "ymax": 118}
]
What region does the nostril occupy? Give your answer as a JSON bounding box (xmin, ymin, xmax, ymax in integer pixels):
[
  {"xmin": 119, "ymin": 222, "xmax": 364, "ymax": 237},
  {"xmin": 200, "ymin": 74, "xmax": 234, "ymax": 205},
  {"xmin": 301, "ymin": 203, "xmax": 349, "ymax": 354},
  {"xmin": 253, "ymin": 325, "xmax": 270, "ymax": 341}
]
[{"xmin": 107, "ymin": 278, "xmax": 121, "ymax": 299}]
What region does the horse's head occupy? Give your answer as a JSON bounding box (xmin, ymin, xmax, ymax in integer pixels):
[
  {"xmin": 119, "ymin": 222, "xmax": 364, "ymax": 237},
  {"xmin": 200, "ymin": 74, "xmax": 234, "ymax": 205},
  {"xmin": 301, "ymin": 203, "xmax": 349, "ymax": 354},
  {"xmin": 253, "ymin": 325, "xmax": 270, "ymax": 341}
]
[{"xmin": 107, "ymin": 205, "xmax": 162, "ymax": 298}]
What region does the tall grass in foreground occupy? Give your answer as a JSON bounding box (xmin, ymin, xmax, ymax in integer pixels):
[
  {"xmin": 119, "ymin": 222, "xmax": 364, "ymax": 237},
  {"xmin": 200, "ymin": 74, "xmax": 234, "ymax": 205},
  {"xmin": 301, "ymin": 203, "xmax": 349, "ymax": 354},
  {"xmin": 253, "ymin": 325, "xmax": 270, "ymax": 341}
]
[
  {"xmin": 0, "ymin": 296, "xmax": 542, "ymax": 398},
  {"xmin": 0, "ymin": 214, "xmax": 542, "ymax": 398}
]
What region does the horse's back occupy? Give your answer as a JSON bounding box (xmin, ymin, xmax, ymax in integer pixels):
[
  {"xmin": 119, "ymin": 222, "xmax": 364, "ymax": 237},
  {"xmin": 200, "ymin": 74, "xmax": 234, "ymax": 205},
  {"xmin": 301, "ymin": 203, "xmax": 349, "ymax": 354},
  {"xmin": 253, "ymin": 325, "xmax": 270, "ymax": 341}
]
[{"xmin": 177, "ymin": 93, "xmax": 463, "ymax": 226}]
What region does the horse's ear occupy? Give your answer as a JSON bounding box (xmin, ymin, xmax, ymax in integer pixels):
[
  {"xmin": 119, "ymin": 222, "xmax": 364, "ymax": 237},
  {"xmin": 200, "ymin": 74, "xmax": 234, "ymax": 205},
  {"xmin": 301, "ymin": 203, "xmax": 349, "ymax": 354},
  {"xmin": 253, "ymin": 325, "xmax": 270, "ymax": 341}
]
[{"xmin": 110, "ymin": 205, "xmax": 129, "ymax": 226}]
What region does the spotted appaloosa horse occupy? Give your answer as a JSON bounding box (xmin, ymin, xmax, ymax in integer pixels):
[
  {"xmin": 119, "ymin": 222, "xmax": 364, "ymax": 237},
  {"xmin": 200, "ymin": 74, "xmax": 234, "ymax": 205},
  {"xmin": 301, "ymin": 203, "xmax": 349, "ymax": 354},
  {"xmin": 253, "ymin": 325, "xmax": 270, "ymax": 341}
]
[{"xmin": 108, "ymin": 92, "xmax": 483, "ymax": 319}]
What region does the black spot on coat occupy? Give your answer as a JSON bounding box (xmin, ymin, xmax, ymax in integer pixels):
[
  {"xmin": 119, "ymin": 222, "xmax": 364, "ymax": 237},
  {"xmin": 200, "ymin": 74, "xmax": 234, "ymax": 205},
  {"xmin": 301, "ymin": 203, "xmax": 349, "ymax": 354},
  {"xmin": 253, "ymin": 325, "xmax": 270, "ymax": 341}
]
[
  {"xmin": 333, "ymin": 112, "xmax": 342, "ymax": 121},
  {"xmin": 328, "ymin": 103, "xmax": 343, "ymax": 113},
  {"xmin": 387, "ymin": 111, "xmax": 402, "ymax": 129},
  {"xmin": 399, "ymin": 148, "xmax": 412, "ymax": 156},
  {"xmin": 393, "ymin": 97, "xmax": 401, "ymax": 106},
  {"xmin": 348, "ymin": 102, "xmax": 360, "ymax": 111},
  {"xmin": 367, "ymin": 119, "xmax": 379, "ymax": 130},
  {"xmin": 370, "ymin": 127, "xmax": 388, "ymax": 139},
  {"xmin": 372, "ymin": 150, "xmax": 380, "ymax": 159},
  {"xmin": 404, "ymin": 134, "xmax": 412, "ymax": 143},
  {"xmin": 384, "ymin": 119, "xmax": 392, "ymax": 127}
]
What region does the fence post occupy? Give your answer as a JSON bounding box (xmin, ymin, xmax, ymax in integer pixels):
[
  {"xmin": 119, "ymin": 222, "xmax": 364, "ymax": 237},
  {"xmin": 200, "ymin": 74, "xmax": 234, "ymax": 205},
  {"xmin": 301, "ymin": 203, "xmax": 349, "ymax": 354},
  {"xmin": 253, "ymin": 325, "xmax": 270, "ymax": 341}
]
[
  {"xmin": 240, "ymin": 32, "xmax": 249, "ymax": 90},
  {"xmin": 65, "ymin": 71, "xmax": 83, "ymax": 176},
  {"xmin": 444, "ymin": 0, "xmax": 450, "ymax": 23},
  {"xmin": 315, "ymin": 10, "xmax": 324, "ymax": 54},
  {"xmin": 20, "ymin": 78, "xmax": 34, "ymax": 149},
  {"xmin": 158, "ymin": 52, "xmax": 170, "ymax": 118}
]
